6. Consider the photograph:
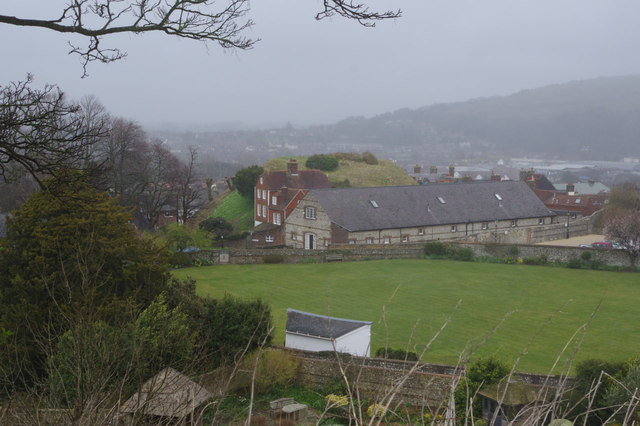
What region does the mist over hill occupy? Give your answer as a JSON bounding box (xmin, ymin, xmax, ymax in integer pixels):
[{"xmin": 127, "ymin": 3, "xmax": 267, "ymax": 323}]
[
  {"xmin": 318, "ymin": 75, "xmax": 640, "ymax": 161},
  {"xmin": 156, "ymin": 76, "xmax": 640, "ymax": 164}
]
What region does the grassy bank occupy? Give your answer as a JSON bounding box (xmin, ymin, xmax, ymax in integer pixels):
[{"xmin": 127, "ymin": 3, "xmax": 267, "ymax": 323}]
[{"xmin": 173, "ymin": 259, "xmax": 640, "ymax": 373}]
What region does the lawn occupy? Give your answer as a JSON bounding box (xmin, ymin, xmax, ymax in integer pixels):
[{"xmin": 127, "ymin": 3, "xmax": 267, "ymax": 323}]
[{"xmin": 173, "ymin": 259, "xmax": 640, "ymax": 373}]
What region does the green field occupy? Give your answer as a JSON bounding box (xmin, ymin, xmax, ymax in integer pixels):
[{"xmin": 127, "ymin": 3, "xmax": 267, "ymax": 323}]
[{"xmin": 173, "ymin": 259, "xmax": 640, "ymax": 373}]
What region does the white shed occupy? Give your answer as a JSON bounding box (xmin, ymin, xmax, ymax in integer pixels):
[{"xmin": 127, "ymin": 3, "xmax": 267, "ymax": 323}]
[{"xmin": 284, "ymin": 309, "xmax": 372, "ymax": 357}]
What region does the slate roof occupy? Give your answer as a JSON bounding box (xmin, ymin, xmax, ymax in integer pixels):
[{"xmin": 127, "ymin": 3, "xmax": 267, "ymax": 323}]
[
  {"xmin": 262, "ymin": 169, "xmax": 330, "ymax": 190},
  {"xmin": 120, "ymin": 367, "xmax": 212, "ymax": 419},
  {"xmin": 310, "ymin": 181, "xmax": 555, "ymax": 232},
  {"xmin": 286, "ymin": 309, "xmax": 371, "ymax": 339},
  {"xmin": 534, "ymin": 189, "xmax": 607, "ymax": 216}
]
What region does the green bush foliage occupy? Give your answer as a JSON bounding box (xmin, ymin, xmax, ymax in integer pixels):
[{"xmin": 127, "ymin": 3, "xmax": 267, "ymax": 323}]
[
  {"xmin": 306, "ymin": 154, "xmax": 339, "ymax": 171},
  {"xmin": 508, "ymin": 245, "xmax": 520, "ymax": 256},
  {"xmin": 375, "ymin": 347, "xmax": 419, "ymax": 361},
  {"xmin": 199, "ymin": 216, "xmax": 234, "ymax": 239},
  {"xmin": 170, "ymin": 251, "xmax": 193, "ymax": 267},
  {"xmin": 455, "ymin": 357, "xmax": 509, "ymax": 420},
  {"xmin": 362, "ymin": 151, "xmax": 378, "ymax": 165},
  {"xmin": 234, "ymin": 165, "xmax": 264, "ymax": 198},
  {"xmin": 424, "ymin": 241, "xmax": 448, "ymax": 256},
  {"xmin": 453, "ymin": 247, "xmax": 474, "ymax": 262},
  {"xmin": 203, "ymin": 294, "xmax": 272, "ymax": 366},
  {"xmin": 333, "ymin": 152, "xmax": 363, "ymax": 162},
  {"xmin": 567, "ymin": 258, "xmax": 583, "ymax": 269},
  {"xmin": 238, "ymin": 350, "xmax": 300, "ymax": 393},
  {"xmin": 581, "ymin": 251, "xmax": 592, "ymax": 261}
]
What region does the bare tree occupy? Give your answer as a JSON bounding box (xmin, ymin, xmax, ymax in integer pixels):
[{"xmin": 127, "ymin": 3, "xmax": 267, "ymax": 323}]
[
  {"xmin": 96, "ymin": 117, "xmax": 149, "ymax": 207},
  {"xmin": 175, "ymin": 146, "xmax": 204, "ymax": 225},
  {"xmin": 0, "ymin": 0, "xmax": 400, "ymax": 76},
  {"xmin": 0, "ymin": 75, "xmax": 107, "ymax": 187},
  {"xmin": 139, "ymin": 141, "xmax": 181, "ymax": 229}
]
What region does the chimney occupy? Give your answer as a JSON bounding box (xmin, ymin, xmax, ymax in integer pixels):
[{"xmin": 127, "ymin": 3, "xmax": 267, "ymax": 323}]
[
  {"xmin": 566, "ymin": 183, "xmax": 575, "ymax": 194},
  {"xmin": 519, "ymin": 168, "xmax": 527, "ymax": 181},
  {"xmin": 449, "ymin": 164, "xmax": 455, "ymax": 177},
  {"xmin": 414, "ymin": 164, "xmax": 422, "ymax": 174},
  {"xmin": 430, "ymin": 165, "xmax": 438, "ymax": 174},
  {"xmin": 490, "ymin": 172, "xmax": 501, "ymax": 182},
  {"xmin": 287, "ymin": 159, "xmax": 298, "ymax": 176},
  {"xmin": 527, "ymin": 175, "xmax": 536, "ymax": 190}
]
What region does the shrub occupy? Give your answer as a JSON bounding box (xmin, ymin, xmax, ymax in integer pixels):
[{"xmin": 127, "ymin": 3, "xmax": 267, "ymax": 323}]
[
  {"xmin": 581, "ymin": 251, "xmax": 592, "ymax": 261},
  {"xmin": 522, "ymin": 256, "xmax": 541, "ymax": 265},
  {"xmin": 362, "ymin": 151, "xmax": 378, "ymax": 165},
  {"xmin": 323, "ymin": 378, "xmax": 348, "ymax": 395},
  {"xmin": 334, "ymin": 152, "xmax": 363, "ymax": 162},
  {"xmin": 507, "ymin": 245, "xmax": 520, "ymax": 256},
  {"xmin": 453, "ymin": 247, "xmax": 474, "ymax": 262},
  {"xmin": 306, "ymin": 154, "xmax": 339, "ymax": 171},
  {"xmin": 375, "ymin": 347, "xmax": 419, "ymax": 361},
  {"xmin": 503, "ymin": 255, "xmax": 517, "ymax": 264},
  {"xmin": 331, "ymin": 178, "xmax": 351, "ymax": 188},
  {"xmin": 263, "ymin": 255, "xmax": 284, "ymax": 264},
  {"xmin": 539, "ymin": 252, "xmax": 548, "ymax": 264},
  {"xmin": 238, "ymin": 350, "xmax": 300, "ymax": 393},
  {"xmin": 424, "ymin": 241, "xmax": 447, "ymax": 256},
  {"xmin": 567, "ymin": 258, "xmax": 583, "ymax": 269},
  {"xmin": 170, "ymin": 251, "xmax": 192, "ymax": 267}
]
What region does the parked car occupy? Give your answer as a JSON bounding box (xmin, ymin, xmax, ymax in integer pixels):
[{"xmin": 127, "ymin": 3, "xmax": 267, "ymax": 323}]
[{"xmin": 591, "ymin": 241, "xmax": 611, "ymax": 249}]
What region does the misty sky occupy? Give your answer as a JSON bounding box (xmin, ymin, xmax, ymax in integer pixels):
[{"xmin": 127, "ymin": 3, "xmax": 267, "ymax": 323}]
[{"xmin": 2, "ymin": 0, "xmax": 640, "ymax": 130}]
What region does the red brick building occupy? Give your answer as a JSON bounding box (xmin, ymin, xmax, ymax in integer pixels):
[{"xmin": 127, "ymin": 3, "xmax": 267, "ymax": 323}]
[{"xmin": 252, "ymin": 159, "xmax": 330, "ymax": 246}]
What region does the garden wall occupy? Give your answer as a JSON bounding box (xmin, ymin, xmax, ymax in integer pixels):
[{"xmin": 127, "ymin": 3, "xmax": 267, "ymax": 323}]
[
  {"xmin": 285, "ymin": 349, "xmax": 570, "ymax": 408},
  {"xmin": 192, "ymin": 242, "xmax": 632, "ymax": 267}
]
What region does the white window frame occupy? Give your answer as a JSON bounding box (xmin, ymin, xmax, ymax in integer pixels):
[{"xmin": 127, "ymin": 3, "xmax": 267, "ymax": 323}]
[
  {"xmin": 402, "ymin": 235, "xmax": 408, "ymax": 243},
  {"xmin": 272, "ymin": 195, "xmax": 277, "ymax": 205},
  {"xmin": 265, "ymin": 235, "xmax": 274, "ymax": 243},
  {"xmin": 291, "ymin": 232, "xmax": 297, "ymax": 241},
  {"xmin": 418, "ymin": 228, "xmax": 424, "ymax": 236},
  {"xmin": 482, "ymin": 222, "xmax": 488, "ymax": 230},
  {"xmin": 383, "ymin": 236, "xmax": 390, "ymax": 244},
  {"xmin": 262, "ymin": 189, "xmax": 267, "ymax": 199},
  {"xmin": 262, "ymin": 205, "xmax": 266, "ymax": 218},
  {"xmin": 273, "ymin": 212, "xmax": 281, "ymax": 225},
  {"xmin": 259, "ymin": 177, "xmax": 263, "ymax": 184},
  {"xmin": 511, "ymin": 220, "xmax": 517, "ymax": 227},
  {"xmin": 257, "ymin": 190, "xmax": 261, "ymax": 200},
  {"xmin": 538, "ymin": 218, "xmax": 544, "ymax": 225},
  {"xmin": 349, "ymin": 239, "xmax": 355, "ymax": 245},
  {"xmin": 451, "ymin": 225, "xmax": 456, "ymax": 233},
  {"xmin": 305, "ymin": 206, "xmax": 316, "ymax": 219},
  {"xmin": 366, "ymin": 237, "xmax": 374, "ymax": 244}
]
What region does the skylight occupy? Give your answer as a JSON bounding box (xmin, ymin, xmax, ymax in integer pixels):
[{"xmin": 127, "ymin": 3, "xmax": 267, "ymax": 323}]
[
  {"xmin": 370, "ymin": 200, "xmax": 379, "ymax": 208},
  {"xmin": 494, "ymin": 193, "xmax": 503, "ymax": 201},
  {"xmin": 575, "ymin": 198, "xmax": 581, "ymax": 204},
  {"xmin": 437, "ymin": 196, "xmax": 446, "ymax": 204}
]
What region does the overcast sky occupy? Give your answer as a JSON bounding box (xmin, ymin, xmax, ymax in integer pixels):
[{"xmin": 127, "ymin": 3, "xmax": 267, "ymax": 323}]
[{"xmin": 2, "ymin": 1, "xmax": 640, "ymax": 130}]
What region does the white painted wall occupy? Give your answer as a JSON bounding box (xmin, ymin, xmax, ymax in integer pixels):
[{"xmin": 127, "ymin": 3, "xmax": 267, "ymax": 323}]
[{"xmin": 285, "ymin": 324, "xmax": 371, "ymax": 357}]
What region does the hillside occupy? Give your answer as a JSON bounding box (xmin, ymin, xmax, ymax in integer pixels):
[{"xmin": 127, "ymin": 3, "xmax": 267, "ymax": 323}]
[
  {"xmin": 315, "ymin": 75, "xmax": 640, "ymax": 160},
  {"xmin": 263, "ymin": 155, "xmax": 416, "ymax": 187}
]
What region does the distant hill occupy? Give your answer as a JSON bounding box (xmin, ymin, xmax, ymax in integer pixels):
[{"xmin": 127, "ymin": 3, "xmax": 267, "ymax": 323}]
[{"xmin": 316, "ymin": 75, "xmax": 640, "ymax": 160}]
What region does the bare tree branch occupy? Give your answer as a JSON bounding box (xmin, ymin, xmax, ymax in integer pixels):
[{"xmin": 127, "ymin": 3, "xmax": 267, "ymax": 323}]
[
  {"xmin": 0, "ymin": 75, "xmax": 108, "ymax": 188},
  {"xmin": 0, "ymin": 0, "xmax": 400, "ymax": 76}
]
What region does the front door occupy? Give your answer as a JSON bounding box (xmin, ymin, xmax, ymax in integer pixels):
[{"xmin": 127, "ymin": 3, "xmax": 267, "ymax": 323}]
[{"xmin": 305, "ymin": 233, "xmax": 316, "ymax": 250}]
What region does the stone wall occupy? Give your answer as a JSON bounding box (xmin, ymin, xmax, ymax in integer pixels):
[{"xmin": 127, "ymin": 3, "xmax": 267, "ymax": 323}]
[
  {"xmin": 456, "ymin": 242, "xmax": 631, "ymax": 267},
  {"xmin": 285, "ymin": 349, "xmax": 571, "ymax": 408},
  {"xmin": 192, "ymin": 240, "xmax": 631, "ymax": 267}
]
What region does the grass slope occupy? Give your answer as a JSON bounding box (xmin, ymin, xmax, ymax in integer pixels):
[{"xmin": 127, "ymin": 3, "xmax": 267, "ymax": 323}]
[
  {"xmin": 263, "ymin": 156, "xmax": 416, "ymax": 187},
  {"xmin": 173, "ymin": 260, "xmax": 640, "ymax": 373},
  {"xmin": 207, "ymin": 191, "xmax": 254, "ymax": 234}
]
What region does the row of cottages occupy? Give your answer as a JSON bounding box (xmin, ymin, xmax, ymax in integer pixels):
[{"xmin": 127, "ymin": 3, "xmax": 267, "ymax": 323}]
[
  {"xmin": 252, "ymin": 159, "xmax": 330, "ymax": 244},
  {"xmin": 253, "ymin": 180, "xmax": 556, "ymax": 248}
]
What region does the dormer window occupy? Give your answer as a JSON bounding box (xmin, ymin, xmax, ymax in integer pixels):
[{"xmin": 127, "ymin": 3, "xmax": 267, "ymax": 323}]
[{"xmin": 259, "ymin": 177, "xmax": 263, "ymax": 184}]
